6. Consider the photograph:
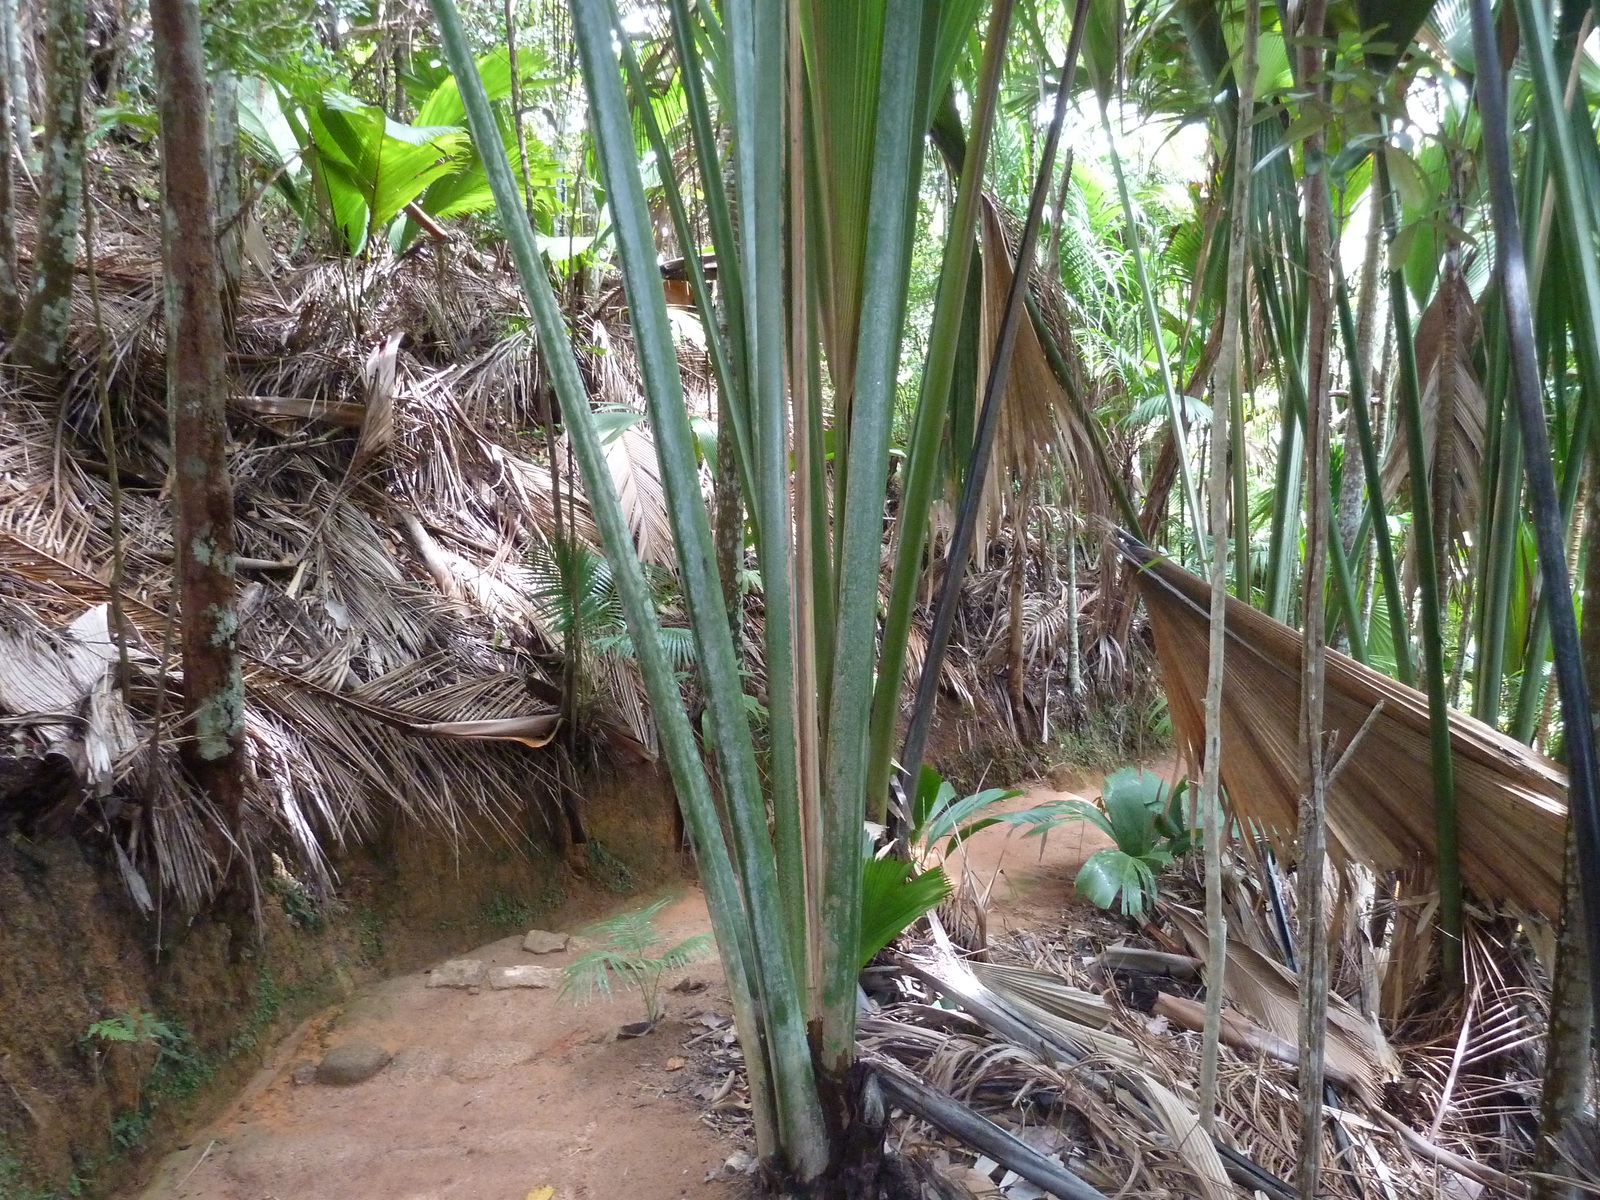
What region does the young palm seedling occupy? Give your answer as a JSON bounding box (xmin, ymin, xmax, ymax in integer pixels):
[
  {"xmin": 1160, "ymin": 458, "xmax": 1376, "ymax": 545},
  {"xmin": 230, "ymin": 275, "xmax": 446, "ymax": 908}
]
[
  {"xmin": 560, "ymin": 898, "xmax": 713, "ymax": 1031},
  {"xmin": 1059, "ymin": 768, "xmax": 1197, "ymax": 920}
]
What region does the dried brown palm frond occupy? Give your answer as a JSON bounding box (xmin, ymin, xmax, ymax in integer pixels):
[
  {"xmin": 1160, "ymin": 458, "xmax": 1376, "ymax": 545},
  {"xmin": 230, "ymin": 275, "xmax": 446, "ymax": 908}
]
[
  {"xmin": 1125, "ymin": 535, "xmax": 1567, "ymax": 918},
  {"xmin": 1166, "ymin": 906, "xmax": 1395, "ymax": 1105},
  {"xmin": 1380, "ymin": 262, "xmax": 1486, "ymax": 573},
  {"xmin": 597, "ymin": 422, "xmax": 675, "ymax": 568},
  {"xmin": 971, "ymin": 197, "xmax": 1112, "ymax": 554}
]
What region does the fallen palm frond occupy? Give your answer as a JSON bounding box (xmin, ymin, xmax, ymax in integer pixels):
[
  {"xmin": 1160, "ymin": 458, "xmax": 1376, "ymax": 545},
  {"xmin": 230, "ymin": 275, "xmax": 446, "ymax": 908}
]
[
  {"xmin": 860, "ymin": 900, "xmax": 1561, "ymax": 1200},
  {"xmin": 1124, "ymin": 534, "xmax": 1568, "ymax": 918},
  {"xmin": 0, "ymin": 186, "xmax": 675, "ymax": 911},
  {"xmin": 1166, "ymin": 906, "xmax": 1394, "ymax": 1104}
]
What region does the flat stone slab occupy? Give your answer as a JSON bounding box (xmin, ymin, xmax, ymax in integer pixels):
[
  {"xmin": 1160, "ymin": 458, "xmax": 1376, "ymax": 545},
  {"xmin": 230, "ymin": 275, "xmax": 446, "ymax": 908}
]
[
  {"xmin": 449, "ymin": 1041, "xmax": 537, "ymax": 1082},
  {"xmin": 315, "ymin": 1043, "xmax": 391, "ymax": 1086},
  {"xmin": 425, "ymin": 958, "xmax": 487, "ymax": 988},
  {"xmin": 521, "ymin": 929, "xmax": 570, "ymax": 954},
  {"xmin": 489, "ymin": 964, "xmax": 561, "ymax": 990},
  {"xmin": 386, "ymin": 1047, "xmax": 453, "ymax": 1083}
]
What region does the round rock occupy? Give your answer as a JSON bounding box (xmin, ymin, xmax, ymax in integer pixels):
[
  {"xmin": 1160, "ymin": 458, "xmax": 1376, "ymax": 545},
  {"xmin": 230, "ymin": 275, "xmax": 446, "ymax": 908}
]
[{"xmin": 315, "ymin": 1043, "xmax": 392, "ymax": 1086}]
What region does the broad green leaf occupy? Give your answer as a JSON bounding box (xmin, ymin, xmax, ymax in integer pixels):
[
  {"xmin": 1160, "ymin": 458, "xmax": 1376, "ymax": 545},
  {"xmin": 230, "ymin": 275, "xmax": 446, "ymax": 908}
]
[{"xmin": 1074, "ymin": 848, "xmax": 1157, "ymax": 918}]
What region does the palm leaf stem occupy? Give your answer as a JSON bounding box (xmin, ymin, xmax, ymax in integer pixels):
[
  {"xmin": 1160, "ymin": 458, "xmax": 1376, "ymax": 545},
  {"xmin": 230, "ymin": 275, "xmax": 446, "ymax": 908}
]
[
  {"xmin": 1334, "ymin": 261, "xmax": 1408, "ymax": 678},
  {"xmin": 1101, "ymin": 103, "xmax": 1208, "ymax": 572},
  {"xmin": 428, "ymin": 0, "xmax": 813, "ymax": 1169},
  {"xmin": 1477, "ymin": 0, "xmax": 1600, "ymax": 1019},
  {"xmin": 1510, "ymin": 376, "xmax": 1592, "ymax": 744},
  {"xmin": 1377, "ymin": 128, "xmax": 1462, "ymax": 993},
  {"xmin": 667, "ymin": 0, "xmax": 753, "ymax": 431},
  {"xmin": 786, "ymin": 2, "xmax": 825, "ymax": 1007},
  {"xmin": 866, "ymin": 0, "xmax": 1014, "ymax": 824},
  {"xmin": 896, "ymin": 0, "xmax": 1091, "ymax": 813},
  {"xmin": 575, "ymin": 0, "xmax": 831, "ymax": 1172},
  {"xmin": 617, "ymin": 32, "xmax": 757, "ymax": 526},
  {"xmin": 1256, "ymin": 246, "xmax": 1305, "ymax": 622},
  {"xmin": 723, "ymin": 0, "xmax": 809, "ymax": 977},
  {"xmin": 818, "ymin": 0, "xmax": 941, "ymax": 1071}
]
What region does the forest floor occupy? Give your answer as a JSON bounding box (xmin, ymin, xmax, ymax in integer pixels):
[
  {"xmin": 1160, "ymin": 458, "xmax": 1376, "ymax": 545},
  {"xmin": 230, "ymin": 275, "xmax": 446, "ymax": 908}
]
[{"xmin": 123, "ymin": 763, "xmax": 1136, "ymax": 1200}]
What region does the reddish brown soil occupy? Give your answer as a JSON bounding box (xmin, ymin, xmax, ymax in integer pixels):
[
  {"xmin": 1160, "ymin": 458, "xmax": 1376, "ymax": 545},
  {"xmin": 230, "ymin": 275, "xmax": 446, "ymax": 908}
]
[{"xmin": 128, "ymin": 768, "xmax": 1166, "ymax": 1200}]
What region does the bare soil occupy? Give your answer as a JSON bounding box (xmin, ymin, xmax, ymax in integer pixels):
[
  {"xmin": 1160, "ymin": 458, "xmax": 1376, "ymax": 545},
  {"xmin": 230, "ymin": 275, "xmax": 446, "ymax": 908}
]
[{"xmin": 125, "ymin": 767, "xmax": 1153, "ymax": 1200}]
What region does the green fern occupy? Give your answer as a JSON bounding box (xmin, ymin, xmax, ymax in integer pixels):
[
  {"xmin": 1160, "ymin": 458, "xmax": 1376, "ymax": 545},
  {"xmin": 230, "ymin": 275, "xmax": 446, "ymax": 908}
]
[{"xmin": 560, "ymin": 898, "xmax": 714, "ymax": 1025}]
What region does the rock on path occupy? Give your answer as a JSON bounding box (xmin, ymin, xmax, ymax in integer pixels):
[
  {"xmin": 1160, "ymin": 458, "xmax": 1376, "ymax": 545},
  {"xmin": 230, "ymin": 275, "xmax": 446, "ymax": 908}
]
[
  {"xmin": 315, "ymin": 1043, "xmax": 392, "ymax": 1086},
  {"xmin": 425, "ymin": 958, "xmax": 487, "ymax": 988},
  {"xmin": 522, "ymin": 929, "xmax": 570, "ymax": 954}
]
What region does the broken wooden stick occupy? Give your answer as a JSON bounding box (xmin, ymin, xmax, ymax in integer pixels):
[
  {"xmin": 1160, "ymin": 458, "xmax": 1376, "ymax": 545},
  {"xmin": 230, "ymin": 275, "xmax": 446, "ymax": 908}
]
[
  {"xmin": 1152, "ymin": 991, "xmax": 1364, "ymax": 1093},
  {"xmin": 1096, "ymin": 945, "xmax": 1202, "ymax": 979}
]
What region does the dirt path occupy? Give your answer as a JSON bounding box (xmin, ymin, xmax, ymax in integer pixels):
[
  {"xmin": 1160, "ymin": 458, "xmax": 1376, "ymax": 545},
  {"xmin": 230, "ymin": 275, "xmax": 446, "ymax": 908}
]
[
  {"xmin": 128, "ymin": 766, "xmax": 1155, "ymax": 1200},
  {"xmin": 129, "ymin": 891, "xmax": 745, "ymax": 1200}
]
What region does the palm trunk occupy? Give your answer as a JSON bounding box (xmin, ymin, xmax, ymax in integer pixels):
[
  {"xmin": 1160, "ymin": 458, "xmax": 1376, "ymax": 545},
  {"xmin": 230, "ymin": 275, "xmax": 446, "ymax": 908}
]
[
  {"xmin": 1065, "ymin": 514, "xmax": 1081, "ymax": 703},
  {"xmin": 152, "ymin": 0, "xmax": 246, "ymax": 837},
  {"xmin": 1529, "ymin": 453, "xmax": 1595, "ymax": 1200},
  {"xmin": 12, "ymin": 0, "xmax": 85, "ymax": 371}
]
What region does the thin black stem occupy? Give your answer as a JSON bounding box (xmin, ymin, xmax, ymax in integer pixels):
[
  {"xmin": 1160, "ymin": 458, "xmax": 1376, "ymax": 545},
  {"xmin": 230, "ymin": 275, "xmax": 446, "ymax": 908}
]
[
  {"xmin": 898, "ymin": 0, "xmax": 1089, "ymax": 792},
  {"xmin": 1469, "ymin": 0, "xmax": 1600, "ymax": 1008}
]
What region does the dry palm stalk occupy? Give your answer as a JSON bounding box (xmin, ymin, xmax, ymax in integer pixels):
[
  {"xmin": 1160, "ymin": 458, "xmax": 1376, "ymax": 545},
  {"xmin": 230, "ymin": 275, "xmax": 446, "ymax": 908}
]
[{"xmin": 1124, "ymin": 535, "xmax": 1568, "ymax": 917}]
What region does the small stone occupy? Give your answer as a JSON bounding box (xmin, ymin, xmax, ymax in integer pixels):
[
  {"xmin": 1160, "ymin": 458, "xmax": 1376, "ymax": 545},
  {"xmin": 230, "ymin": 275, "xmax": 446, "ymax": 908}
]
[
  {"xmin": 290, "ymin": 1061, "xmax": 316, "ymax": 1086},
  {"xmin": 426, "ymin": 958, "xmax": 487, "ymax": 988},
  {"xmin": 521, "ymin": 929, "xmax": 570, "ymax": 955},
  {"xmin": 315, "ymin": 1043, "xmax": 391, "ymax": 1085},
  {"xmin": 489, "ymin": 964, "xmax": 561, "ymax": 990}
]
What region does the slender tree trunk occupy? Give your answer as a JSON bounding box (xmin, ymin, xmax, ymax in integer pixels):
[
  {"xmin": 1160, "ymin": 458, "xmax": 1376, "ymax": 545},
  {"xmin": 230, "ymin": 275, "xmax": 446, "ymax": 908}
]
[
  {"xmin": 1337, "ymin": 191, "xmax": 1383, "ymax": 559},
  {"xmin": 1531, "ymin": 812, "xmax": 1593, "ymax": 1199},
  {"xmin": 1198, "ymin": 0, "xmax": 1255, "ymax": 1132},
  {"xmin": 0, "ymin": 18, "xmax": 18, "ymax": 335},
  {"xmin": 1293, "ymin": 3, "xmax": 1334, "ymax": 1194},
  {"xmin": 11, "ymin": 0, "xmax": 84, "ymax": 371},
  {"xmin": 1006, "ymin": 478, "xmax": 1032, "ymax": 736},
  {"xmin": 212, "ymin": 68, "xmax": 242, "ymax": 313},
  {"xmin": 1065, "ymin": 512, "xmax": 1080, "ymax": 703},
  {"xmin": 3, "ymin": 0, "xmax": 28, "ymax": 159},
  {"xmin": 152, "ymin": 0, "xmax": 246, "ymax": 838}
]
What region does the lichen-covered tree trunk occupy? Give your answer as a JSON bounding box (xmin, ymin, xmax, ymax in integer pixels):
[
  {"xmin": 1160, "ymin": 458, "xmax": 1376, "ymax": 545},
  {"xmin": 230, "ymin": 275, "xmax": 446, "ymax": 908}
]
[
  {"xmin": 3, "ymin": 0, "xmax": 27, "ymax": 152},
  {"xmin": 152, "ymin": 0, "xmax": 246, "ymax": 836},
  {"xmin": 0, "ymin": 14, "xmax": 19, "ymax": 335},
  {"xmin": 11, "ymin": 0, "xmax": 84, "ymax": 370},
  {"xmin": 212, "ymin": 68, "xmax": 243, "ymax": 312}
]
